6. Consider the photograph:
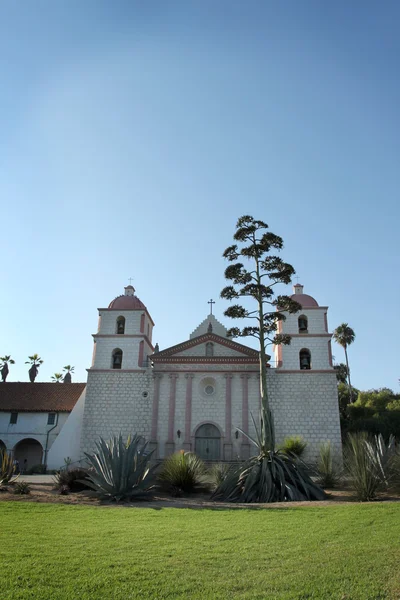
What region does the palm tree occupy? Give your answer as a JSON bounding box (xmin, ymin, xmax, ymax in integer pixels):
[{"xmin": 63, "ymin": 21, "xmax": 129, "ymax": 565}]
[
  {"xmin": 25, "ymin": 354, "xmax": 44, "ymax": 383},
  {"xmin": 0, "ymin": 355, "xmax": 15, "ymax": 382},
  {"xmin": 62, "ymin": 365, "xmax": 75, "ymax": 384},
  {"xmin": 333, "ymin": 324, "xmax": 355, "ymax": 402},
  {"xmin": 51, "ymin": 373, "xmax": 63, "ymax": 383}
]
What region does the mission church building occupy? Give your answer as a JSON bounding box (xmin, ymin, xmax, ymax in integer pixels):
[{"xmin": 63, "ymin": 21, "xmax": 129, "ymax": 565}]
[{"xmin": 47, "ymin": 283, "xmax": 342, "ymax": 467}]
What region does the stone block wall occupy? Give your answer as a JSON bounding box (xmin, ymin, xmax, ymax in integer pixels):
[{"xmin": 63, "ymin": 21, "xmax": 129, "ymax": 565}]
[{"xmin": 80, "ymin": 371, "xmax": 153, "ymax": 457}]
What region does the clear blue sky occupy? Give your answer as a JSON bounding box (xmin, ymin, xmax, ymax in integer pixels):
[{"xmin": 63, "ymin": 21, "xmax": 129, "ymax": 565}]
[{"xmin": 1, "ymin": 1, "xmax": 399, "ymax": 391}]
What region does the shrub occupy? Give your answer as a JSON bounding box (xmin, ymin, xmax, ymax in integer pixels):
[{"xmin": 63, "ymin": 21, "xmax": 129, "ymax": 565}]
[
  {"xmin": 84, "ymin": 434, "xmax": 156, "ymax": 501},
  {"xmin": 158, "ymin": 451, "xmax": 207, "ymax": 494},
  {"xmin": 53, "ymin": 468, "xmax": 91, "ymax": 492},
  {"xmin": 344, "ymin": 432, "xmax": 398, "ymax": 501},
  {"xmin": 0, "ymin": 450, "xmax": 19, "ymax": 486},
  {"xmin": 316, "ymin": 442, "xmax": 341, "ymax": 489},
  {"xmin": 14, "ymin": 481, "xmax": 31, "ymax": 495},
  {"xmin": 59, "ymin": 485, "xmax": 69, "ymax": 495},
  {"xmin": 208, "ymin": 463, "xmax": 231, "ymax": 490},
  {"xmin": 26, "ymin": 464, "xmax": 47, "ymax": 475},
  {"xmin": 279, "ymin": 436, "xmax": 308, "ymax": 458}
]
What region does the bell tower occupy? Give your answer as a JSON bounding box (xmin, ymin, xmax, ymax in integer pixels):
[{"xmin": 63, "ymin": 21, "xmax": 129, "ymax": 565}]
[
  {"xmin": 91, "ymin": 285, "xmax": 154, "ymax": 370},
  {"xmin": 80, "ymin": 285, "xmax": 155, "ymax": 458},
  {"xmin": 274, "ymin": 284, "xmax": 333, "ymax": 371}
]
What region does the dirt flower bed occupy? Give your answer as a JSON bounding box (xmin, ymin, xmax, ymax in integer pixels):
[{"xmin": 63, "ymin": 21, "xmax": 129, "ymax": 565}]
[{"xmin": 1, "ymin": 481, "xmax": 400, "ymax": 508}]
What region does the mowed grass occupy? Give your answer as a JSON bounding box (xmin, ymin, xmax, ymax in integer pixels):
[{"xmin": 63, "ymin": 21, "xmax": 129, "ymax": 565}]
[{"xmin": 1, "ymin": 502, "xmax": 400, "ymax": 600}]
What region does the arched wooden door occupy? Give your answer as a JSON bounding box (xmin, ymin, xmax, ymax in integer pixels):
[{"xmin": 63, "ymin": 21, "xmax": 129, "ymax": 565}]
[{"xmin": 195, "ymin": 424, "xmax": 221, "ymax": 460}]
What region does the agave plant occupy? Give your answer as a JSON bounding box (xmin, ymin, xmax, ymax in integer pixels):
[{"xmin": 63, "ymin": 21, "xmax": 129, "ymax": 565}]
[
  {"xmin": 345, "ymin": 432, "xmax": 399, "ymax": 501},
  {"xmin": 158, "ymin": 451, "xmax": 207, "ymax": 494},
  {"xmin": 0, "ymin": 450, "xmax": 19, "ymax": 486},
  {"xmin": 84, "ymin": 434, "xmax": 156, "ymax": 501},
  {"xmin": 212, "ymin": 412, "xmax": 326, "ymax": 503},
  {"xmin": 316, "ymin": 442, "xmax": 342, "ymax": 489}
]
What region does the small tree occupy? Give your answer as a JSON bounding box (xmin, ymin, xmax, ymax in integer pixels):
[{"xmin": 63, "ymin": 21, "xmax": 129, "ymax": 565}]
[
  {"xmin": 0, "ymin": 356, "xmax": 15, "ymax": 383},
  {"xmin": 212, "ymin": 216, "xmax": 326, "ymax": 502},
  {"xmin": 25, "ymin": 354, "xmax": 43, "ymax": 383},
  {"xmin": 62, "ymin": 365, "xmax": 74, "ymax": 384},
  {"xmin": 51, "ymin": 373, "xmax": 63, "ymax": 383},
  {"xmin": 333, "ymin": 324, "xmax": 355, "ymax": 402}
]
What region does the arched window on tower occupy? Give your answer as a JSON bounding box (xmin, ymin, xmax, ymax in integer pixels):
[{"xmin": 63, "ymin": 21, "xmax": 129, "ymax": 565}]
[
  {"xmin": 112, "ymin": 348, "xmax": 123, "ymax": 369},
  {"xmin": 299, "ymin": 349, "xmax": 311, "ymax": 370},
  {"xmin": 205, "ymin": 342, "xmax": 214, "ymax": 357},
  {"xmin": 116, "ymin": 316, "xmax": 125, "ymax": 334},
  {"xmin": 298, "ymin": 315, "xmax": 308, "ymax": 333}
]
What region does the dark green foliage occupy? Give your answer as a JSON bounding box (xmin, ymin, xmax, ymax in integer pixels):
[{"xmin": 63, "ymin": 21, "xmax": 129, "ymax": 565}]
[
  {"xmin": 26, "ymin": 464, "xmax": 47, "ymax": 474},
  {"xmin": 344, "ymin": 432, "xmax": 399, "ymax": 501},
  {"xmin": 315, "ymin": 442, "xmax": 342, "ymax": 489},
  {"xmin": 334, "ymin": 363, "xmax": 348, "ymax": 384},
  {"xmin": 279, "ymin": 436, "xmax": 307, "ymax": 458},
  {"xmin": 158, "ymin": 451, "xmax": 208, "ymax": 494},
  {"xmin": 59, "ymin": 485, "xmax": 69, "ymax": 496},
  {"xmin": 84, "ymin": 434, "xmax": 156, "ymax": 501},
  {"xmin": 342, "ymin": 387, "xmax": 400, "ymax": 440},
  {"xmin": 13, "ymin": 481, "xmax": 31, "ymax": 495},
  {"xmin": 53, "ymin": 468, "xmax": 91, "ymax": 492}
]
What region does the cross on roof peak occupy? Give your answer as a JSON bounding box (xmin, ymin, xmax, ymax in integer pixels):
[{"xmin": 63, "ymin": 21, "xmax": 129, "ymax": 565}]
[{"xmin": 208, "ymin": 299, "xmax": 215, "ymax": 315}]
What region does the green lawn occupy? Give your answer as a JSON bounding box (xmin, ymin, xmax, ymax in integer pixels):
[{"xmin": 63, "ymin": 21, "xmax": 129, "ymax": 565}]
[{"xmin": 1, "ymin": 502, "xmax": 400, "ymax": 599}]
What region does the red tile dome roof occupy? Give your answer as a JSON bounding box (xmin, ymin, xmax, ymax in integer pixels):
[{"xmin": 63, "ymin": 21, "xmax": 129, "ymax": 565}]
[
  {"xmin": 108, "ymin": 286, "xmax": 147, "ymax": 310},
  {"xmin": 290, "ymin": 293, "xmax": 319, "ymax": 308}
]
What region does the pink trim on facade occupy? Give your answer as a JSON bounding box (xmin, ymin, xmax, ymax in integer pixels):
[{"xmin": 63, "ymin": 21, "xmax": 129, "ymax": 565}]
[
  {"xmin": 138, "ymin": 340, "xmax": 144, "ymax": 367},
  {"xmin": 275, "ymin": 369, "xmax": 335, "ymax": 374},
  {"xmin": 224, "ymin": 374, "xmax": 233, "ymax": 443},
  {"xmin": 86, "ymin": 368, "xmax": 147, "ymax": 373},
  {"xmin": 153, "ymin": 332, "xmax": 260, "ymax": 358},
  {"xmin": 153, "ymin": 368, "xmax": 259, "ymax": 374},
  {"xmin": 152, "ymin": 357, "xmax": 263, "ymax": 364},
  {"xmin": 241, "ymin": 374, "xmax": 250, "ymax": 437},
  {"xmin": 289, "ymin": 333, "xmax": 331, "ymax": 338},
  {"xmin": 324, "ymin": 312, "xmax": 328, "ymax": 332},
  {"xmin": 328, "ymin": 340, "xmax": 333, "ymax": 367},
  {"xmin": 140, "ymin": 314, "xmax": 145, "ymax": 333},
  {"xmin": 184, "ymin": 374, "xmax": 194, "ymax": 444},
  {"xmin": 151, "ymin": 375, "xmax": 162, "ymax": 441},
  {"xmin": 168, "ymin": 374, "xmax": 178, "ymax": 442}
]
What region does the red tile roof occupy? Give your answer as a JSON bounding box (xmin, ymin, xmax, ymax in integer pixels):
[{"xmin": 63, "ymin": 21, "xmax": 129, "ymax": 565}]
[{"xmin": 0, "ymin": 383, "xmax": 86, "ymax": 412}]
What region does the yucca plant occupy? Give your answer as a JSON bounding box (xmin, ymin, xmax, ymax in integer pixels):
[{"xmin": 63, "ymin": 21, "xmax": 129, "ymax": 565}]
[
  {"xmin": 158, "ymin": 451, "xmax": 207, "ymax": 494},
  {"xmin": 212, "ymin": 414, "xmax": 326, "ymax": 503},
  {"xmin": 84, "ymin": 434, "xmax": 156, "ymax": 501},
  {"xmin": 316, "ymin": 442, "xmax": 342, "ymax": 489},
  {"xmin": 344, "ymin": 432, "xmax": 398, "ymax": 501},
  {"xmin": 279, "ymin": 436, "xmax": 308, "ymax": 458},
  {"xmin": 0, "ymin": 450, "xmax": 19, "ymax": 486}
]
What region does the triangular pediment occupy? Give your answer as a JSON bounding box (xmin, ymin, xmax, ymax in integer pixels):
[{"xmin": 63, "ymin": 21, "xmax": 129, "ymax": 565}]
[{"xmin": 151, "ymin": 333, "xmax": 268, "ymax": 363}]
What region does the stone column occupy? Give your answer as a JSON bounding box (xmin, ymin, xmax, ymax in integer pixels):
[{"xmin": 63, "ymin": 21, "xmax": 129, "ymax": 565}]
[
  {"xmin": 241, "ymin": 374, "xmax": 251, "ymax": 459},
  {"xmin": 165, "ymin": 373, "xmax": 178, "ymax": 456},
  {"xmin": 224, "ymin": 373, "xmax": 233, "ymax": 461},
  {"xmin": 183, "ymin": 374, "xmax": 194, "ymax": 452},
  {"xmin": 150, "ymin": 373, "xmax": 162, "ymax": 456}
]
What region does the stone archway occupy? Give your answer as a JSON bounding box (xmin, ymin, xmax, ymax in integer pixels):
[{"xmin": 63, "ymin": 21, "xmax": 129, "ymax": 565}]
[
  {"xmin": 195, "ymin": 423, "xmax": 221, "ymax": 461},
  {"xmin": 14, "ymin": 439, "xmax": 43, "ymax": 472}
]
